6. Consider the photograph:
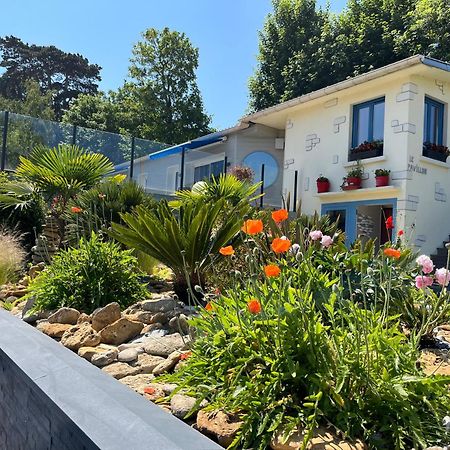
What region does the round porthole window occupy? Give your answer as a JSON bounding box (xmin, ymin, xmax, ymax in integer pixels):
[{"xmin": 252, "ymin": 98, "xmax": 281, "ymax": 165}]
[{"xmin": 242, "ymin": 151, "xmax": 279, "ymax": 188}]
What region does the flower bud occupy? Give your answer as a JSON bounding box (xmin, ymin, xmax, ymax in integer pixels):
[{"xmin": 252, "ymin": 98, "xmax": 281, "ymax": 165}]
[{"xmin": 194, "ymin": 285, "xmax": 203, "ymax": 293}]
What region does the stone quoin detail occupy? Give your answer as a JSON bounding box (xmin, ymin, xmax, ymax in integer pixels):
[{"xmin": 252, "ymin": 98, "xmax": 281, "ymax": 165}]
[
  {"xmin": 396, "ymin": 82, "xmax": 418, "ymax": 102},
  {"xmin": 284, "ymin": 158, "xmax": 294, "ymax": 169},
  {"xmin": 435, "ymin": 182, "xmax": 447, "ymax": 202},
  {"xmin": 305, "ymin": 133, "xmax": 320, "ymax": 151},
  {"xmin": 333, "ymin": 116, "xmax": 346, "ymax": 133},
  {"xmin": 435, "ymin": 79, "xmax": 445, "ymax": 95},
  {"xmin": 391, "ymin": 119, "xmax": 416, "ymax": 134},
  {"xmin": 304, "ymin": 176, "xmax": 310, "ymax": 191},
  {"xmin": 397, "ymin": 194, "xmax": 419, "ymax": 212}
]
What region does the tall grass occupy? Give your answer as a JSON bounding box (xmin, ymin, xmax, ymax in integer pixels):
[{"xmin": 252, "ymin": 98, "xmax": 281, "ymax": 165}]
[{"xmin": 0, "ymin": 228, "xmax": 25, "ymax": 286}]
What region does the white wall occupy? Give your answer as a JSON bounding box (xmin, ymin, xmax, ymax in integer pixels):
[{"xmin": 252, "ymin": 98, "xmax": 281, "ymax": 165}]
[{"xmin": 281, "ymin": 70, "xmax": 450, "ymax": 254}]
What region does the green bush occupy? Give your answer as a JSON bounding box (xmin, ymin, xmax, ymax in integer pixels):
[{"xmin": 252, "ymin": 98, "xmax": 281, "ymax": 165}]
[
  {"xmin": 168, "ymin": 214, "xmax": 450, "ymax": 450},
  {"xmin": 28, "ymin": 232, "xmax": 147, "ymax": 313},
  {"xmin": 65, "ymin": 178, "xmax": 155, "ymax": 244}
]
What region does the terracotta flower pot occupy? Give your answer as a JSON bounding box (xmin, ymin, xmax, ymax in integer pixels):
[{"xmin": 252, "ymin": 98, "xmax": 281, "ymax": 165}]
[
  {"xmin": 317, "ymin": 180, "xmax": 330, "ymax": 193},
  {"xmin": 346, "ymin": 177, "xmax": 362, "ymax": 188},
  {"xmin": 375, "ymin": 175, "xmax": 389, "ymax": 187}
]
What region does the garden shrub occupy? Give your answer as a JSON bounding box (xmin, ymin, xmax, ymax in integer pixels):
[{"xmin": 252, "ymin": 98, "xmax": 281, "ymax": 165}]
[
  {"xmin": 28, "ymin": 232, "xmax": 146, "ymax": 313},
  {"xmin": 0, "ymin": 228, "xmax": 25, "ymax": 286},
  {"xmin": 168, "ymin": 212, "xmax": 450, "ymax": 449},
  {"xmin": 65, "ymin": 177, "xmax": 156, "ymax": 244}
]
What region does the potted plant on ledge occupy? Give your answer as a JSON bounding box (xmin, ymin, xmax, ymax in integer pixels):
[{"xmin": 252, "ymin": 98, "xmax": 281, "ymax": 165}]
[
  {"xmin": 422, "ymin": 142, "xmax": 450, "ymax": 162},
  {"xmin": 316, "ymin": 175, "xmax": 330, "ymax": 193},
  {"xmin": 375, "ymin": 168, "xmax": 390, "ymax": 187},
  {"xmin": 342, "ymin": 163, "xmax": 363, "ymax": 190},
  {"xmin": 349, "ymin": 140, "xmax": 383, "ymax": 161}
]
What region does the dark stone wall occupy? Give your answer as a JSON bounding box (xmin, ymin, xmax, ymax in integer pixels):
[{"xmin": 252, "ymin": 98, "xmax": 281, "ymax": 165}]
[{"xmin": 0, "ymin": 310, "xmax": 221, "ymax": 450}]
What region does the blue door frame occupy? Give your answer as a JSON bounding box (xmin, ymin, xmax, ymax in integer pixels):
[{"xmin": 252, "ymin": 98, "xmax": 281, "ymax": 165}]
[{"xmin": 321, "ymin": 198, "xmax": 397, "ymax": 246}]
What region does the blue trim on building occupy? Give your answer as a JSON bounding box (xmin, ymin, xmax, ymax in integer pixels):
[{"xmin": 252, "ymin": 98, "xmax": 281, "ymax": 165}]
[
  {"xmin": 424, "ymin": 96, "xmax": 445, "ymax": 145},
  {"xmin": 149, "ymin": 132, "xmax": 225, "ymax": 160},
  {"xmin": 351, "ymin": 97, "xmax": 385, "ymax": 148},
  {"xmin": 321, "ymin": 197, "xmax": 397, "ymax": 246}
]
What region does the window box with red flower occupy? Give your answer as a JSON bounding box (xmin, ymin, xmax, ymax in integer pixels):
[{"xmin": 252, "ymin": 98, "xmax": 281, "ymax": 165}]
[
  {"xmin": 349, "ymin": 140, "xmax": 383, "ymax": 162},
  {"xmin": 422, "ymin": 142, "xmax": 450, "ymax": 162},
  {"xmin": 374, "ymin": 168, "xmax": 390, "ymax": 187},
  {"xmin": 342, "ymin": 163, "xmax": 363, "ymax": 190},
  {"xmin": 316, "ymin": 175, "xmax": 330, "ymax": 193}
]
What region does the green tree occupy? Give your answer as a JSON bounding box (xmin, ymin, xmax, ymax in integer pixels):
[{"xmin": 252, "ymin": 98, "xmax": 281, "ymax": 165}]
[
  {"xmin": 249, "ymin": 0, "xmax": 450, "ymax": 111},
  {"xmin": 0, "ymin": 36, "xmax": 101, "ymax": 119},
  {"xmin": 249, "ymin": 0, "xmax": 328, "ymax": 111},
  {"xmin": 128, "ymin": 27, "xmax": 211, "ymax": 143}
]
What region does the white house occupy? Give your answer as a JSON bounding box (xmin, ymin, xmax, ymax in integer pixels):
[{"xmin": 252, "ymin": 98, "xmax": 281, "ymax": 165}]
[
  {"xmin": 131, "ymin": 122, "xmax": 285, "ymax": 207},
  {"xmin": 238, "ymin": 55, "xmax": 450, "ymax": 263}
]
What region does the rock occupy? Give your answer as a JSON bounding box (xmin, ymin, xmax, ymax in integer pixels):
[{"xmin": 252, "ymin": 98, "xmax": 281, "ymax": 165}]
[
  {"xmin": 270, "ymin": 426, "xmax": 366, "ymax": 450},
  {"xmin": 141, "ymin": 323, "xmax": 165, "ymax": 334},
  {"xmin": 21, "ymin": 296, "xmax": 48, "ymax": 323},
  {"xmin": 143, "ymin": 333, "xmax": 189, "ymax": 357},
  {"xmin": 78, "ymin": 344, "xmax": 117, "ymax": 362},
  {"xmin": 29, "ymin": 264, "xmax": 45, "ymax": 279},
  {"xmin": 168, "ymin": 314, "xmax": 189, "ymax": 334},
  {"xmin": 132, "ymin": 311, "xmax": 160, "ymax": 324},
  {"xmin": 48, "ymin": 307, "xmax": 80, "ymax": 325},
  {"xmin": 170, "ymin": 394, "xmax": 198, "ymax": 419},
  {"xmin": 36, "ymin": 321, "xmax": 72, "ymax": 338},
  {"xmin": 142, "ymin": 297, "xmax": 178, "ymax": 313},
  {"xmin": 119, "ymin": 374, "xmax": 156, "ymax": 394},
  {"xmin": 152, "ymin": 350, "xmax": 181, "ymax": 375},
  {"xmin": 102, "ymin": 362, "xmax": 141, "ymax": 379},
  {"xmin": 77, "ymin": 313, "xmax": 91, "ymax": 324},
  {"xmin": 60, "ymin": 323, "xmax": 101, "ymax": 351},
  {"xmin": 420, "ymin": 349, "xmax": 450, "ymax": 376},
  {"xmin": 9, "ymin": 288, "xmax": 28, "ymax": 298},
  {"xmin": 196, "ymin": 410, "xmax": 243, "ymax": 447},
  {"xmin": 100, "ymin": 317, "xmax": 144, "ymax": 345},
  {"xmin": 91, "ymin": 302, "xmax": 121, "ymax": 331},
  {"xmin": 117, "ymin": 342, "xmax": 145, "ymax": 353},
  {"xmin": 91, "ymin": 348, "xmax": 119, "ymax": 367},
  {"xmin": 118, "ymin": 348, "xmax": 139, "ymax": 362},
  {"xmin": 438, "ymin": 324, "xmax": 450, "ymax": 331},
  {"xmin": 134, "ymin": 353, "xmax": 165, "ymax": 373}
]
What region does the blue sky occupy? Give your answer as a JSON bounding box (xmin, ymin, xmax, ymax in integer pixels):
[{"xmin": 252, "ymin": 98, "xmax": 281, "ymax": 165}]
[{"xmin": 0, "ymin": 0, "xmax": 346, "ymax": 130}]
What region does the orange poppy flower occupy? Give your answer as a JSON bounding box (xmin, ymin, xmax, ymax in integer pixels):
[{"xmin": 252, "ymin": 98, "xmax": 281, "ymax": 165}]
[
  {"xmin": 271, "ymin": 237, "xmax": 291, "ymax": 253},
  {"xmin": 247, "ymin": 299, "xmax": 262, "ymax": 314},
  {"xmin": 219, "ymin": 245, "xmax": 234, "ymax": 256},
  {"xmin": 205, "ymin": 302, "xmax": 213, "ymax": 311},
  {"xmin": 144, "ymin": 386, "xmax": 156, "ymax": 395},
  {"xmin": 384, "ymin": 248, "xmax": 401, "ymax": 259},
  {"xmin": 241, "ymin": 219, "xmax": 263, "ymax": 235},
  {"xmin": 180, "ymin": 351, "xmax": 192, "ymax": 360},
  {"xmin": 71, "ymin": 206, "xmax": 82, "ymax": 213},
  {"xmin": 272, "ymin": 209, "xmax": 289, "ymax": 223},
  {"xmin": 264, "ymin": 264, "xmax": 281, "ymax": 277}
]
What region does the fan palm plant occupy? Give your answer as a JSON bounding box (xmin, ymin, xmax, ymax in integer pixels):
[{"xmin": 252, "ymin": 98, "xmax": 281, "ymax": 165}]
[{"xmin": 109, "ymin": 198, "xmax": 251, "ymax": 302}]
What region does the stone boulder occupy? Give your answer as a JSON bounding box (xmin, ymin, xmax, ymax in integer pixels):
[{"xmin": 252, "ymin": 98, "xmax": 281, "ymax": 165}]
[
  {"xmin": 36, "ymin": 321, "xmax": 72, "ymax": 338},
  {"xmin": 270, "ymin": 427, "xmax": 366, "ymax": 450},
  {"xmin": 100, "ymin": 317, "xmax": 144, "ymax": 345},
  {"xmin": 48, "ymin": 307, "xmax": 80, "ymax": 325},
  {"xmin": 90, "ymin": 348, "xmax": 119, "ymax": 367},
  {"xmin": 91, "ymin": 302, "xmax": 121, "ymax": 331},
  {"xmin": 102, "ymin": 362, "xmax": 141, "ymax": 380},
  {"xmin": 142, "ymin": 297, "xmax": 178, "ymax": 313},
  {"xmin": 170, "ymin": 394, "xmax": 198, "ymax": 419},
  {"xmin": 152, "ymin": 350, "xmax": 181, "ymax": 375},
  {"xmin": 60, "ymin": 323, "xmax": 101, "ymax": 351},
  {"xmin": 118, "ymin": 348, "xmax": 139, "ymax": 363},
  {"xmin": 78, "ymin": 344, "xmax": 118, "ymax": 362},
  {"xmin": 119, "ymin": 374, "xmax": 156, "ymax": 395},
  {"xmin": 134, "ymin": 353, "xmax": 165, "ymax": 374},
  {"xmin": 196, "ymin": 410, "xmax": 243, "ymax": 447},
  {"xmin": 143, "ymin": 333, "xmax": 189, "ymax": 357}
]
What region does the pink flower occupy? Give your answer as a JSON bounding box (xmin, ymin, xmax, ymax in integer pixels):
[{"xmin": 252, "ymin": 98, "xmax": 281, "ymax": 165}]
[
  {"xmin": 309, "ymin": 230, "xmax": 323, "ymax": 241},
  {"xmin": 435, "ymin": 268, "xmax": 450, "ymax": 287},
  {"xmin": 415, "ymin": 275, "xmax": 434, "ymax": 289},
  {"xmin": 416, "ymin": 255, "xmax": 434, "ymax": 274},
  {"xmin": 321, "ymin": 235, "xmax": 333, "ymax": 248}
]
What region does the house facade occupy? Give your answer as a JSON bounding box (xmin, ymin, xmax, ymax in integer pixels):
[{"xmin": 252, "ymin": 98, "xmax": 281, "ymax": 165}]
[
  {"xmin": 132, "ymin": 122, "xmax": 285, "ymax": 207},
  {"xmin": 240, "ymin": 55, "xmax": 450, "ymax": 257}
]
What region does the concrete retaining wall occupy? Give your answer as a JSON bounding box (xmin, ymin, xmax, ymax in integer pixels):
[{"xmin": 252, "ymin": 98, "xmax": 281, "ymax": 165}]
[{"xmin": 0, "ymin": 309, "xmax": 221, "ymax": 450}]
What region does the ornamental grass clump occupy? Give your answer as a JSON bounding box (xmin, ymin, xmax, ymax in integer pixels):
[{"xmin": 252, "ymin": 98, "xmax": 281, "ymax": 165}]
[
  {"xmin": 28, "ymin": 232, "xmax": 146, "ymax": 313},
  {"xmin": 167, "ymin": 211, "xmax": 450, "ymax": 450},
  {"xmin": 0, "ymin": 228, "xmax": 25, "ymax": 286}
]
